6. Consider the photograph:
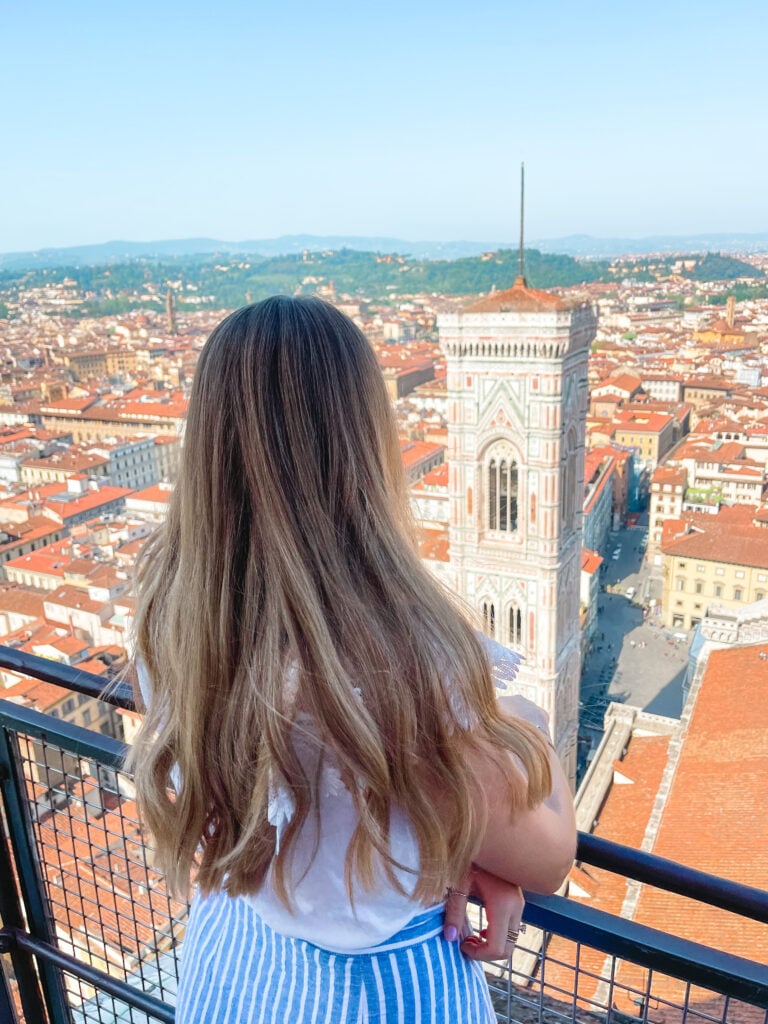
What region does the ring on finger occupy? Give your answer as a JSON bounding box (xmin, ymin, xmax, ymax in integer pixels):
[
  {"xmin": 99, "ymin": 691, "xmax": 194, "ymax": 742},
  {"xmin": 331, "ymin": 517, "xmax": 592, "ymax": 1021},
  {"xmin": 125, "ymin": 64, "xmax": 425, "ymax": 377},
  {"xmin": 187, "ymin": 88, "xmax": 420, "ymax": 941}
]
[{"xmin": 507, "ymin": 923, "xmax": 527, "ymax": 943}]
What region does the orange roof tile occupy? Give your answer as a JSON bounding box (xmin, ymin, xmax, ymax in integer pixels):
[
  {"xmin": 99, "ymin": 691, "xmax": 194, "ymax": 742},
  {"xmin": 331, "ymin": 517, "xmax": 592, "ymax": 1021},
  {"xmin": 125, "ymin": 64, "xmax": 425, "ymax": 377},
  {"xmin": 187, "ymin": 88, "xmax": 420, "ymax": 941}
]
[
  {"xmin": 126, "ymin": 483, "xmax": 173, "ymax": 504},
  {"xmin": 545, "ymin": 733, "xmax": 673, "ymax": 1009},
  {"xmin": 419, "ymin": 527, "xmax": 450, "ymax": 562},
  {"xmin": 661, "ymin": 506, "xmax": 768, "ymax": 569},
  {"xmin": 581, "ymin": 548, "xmax": 603, "ymax": 574},
  {"xmin": 627, "ymin": 643, "xmax": 768, "ymax": 983}
]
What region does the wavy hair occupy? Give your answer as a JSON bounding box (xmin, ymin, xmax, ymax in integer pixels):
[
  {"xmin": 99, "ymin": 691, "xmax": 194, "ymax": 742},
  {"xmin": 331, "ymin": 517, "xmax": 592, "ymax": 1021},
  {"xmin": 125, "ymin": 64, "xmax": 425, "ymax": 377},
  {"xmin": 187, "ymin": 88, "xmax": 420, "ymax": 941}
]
[{"xmin": 128, "ymin": 295, "xmax": 552, "ymax": 904}]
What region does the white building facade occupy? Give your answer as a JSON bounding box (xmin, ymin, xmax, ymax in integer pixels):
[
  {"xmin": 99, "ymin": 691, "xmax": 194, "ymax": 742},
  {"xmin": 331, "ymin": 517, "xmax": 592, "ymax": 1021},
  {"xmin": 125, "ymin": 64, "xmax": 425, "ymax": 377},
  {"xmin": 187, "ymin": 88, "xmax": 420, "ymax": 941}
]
[{"xmin": 436, "ymin": 279, "xmax": 596, "ymax": 784}]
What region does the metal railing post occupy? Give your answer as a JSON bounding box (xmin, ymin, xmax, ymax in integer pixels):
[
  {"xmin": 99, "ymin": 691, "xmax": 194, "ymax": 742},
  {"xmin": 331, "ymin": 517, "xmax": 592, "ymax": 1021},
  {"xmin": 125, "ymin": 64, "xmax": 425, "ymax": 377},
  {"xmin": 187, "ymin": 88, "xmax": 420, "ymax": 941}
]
[
  {"xmin": 0, "ymin": 727, "xmax": 72, "ymax": 1024},
  {"xmin": 0, "ymin": 793, "xmax": 49, "ymax": 1023},
  {"xmin": 0, "ymin": 960, "xmax": 19, "ymax": 1024}
]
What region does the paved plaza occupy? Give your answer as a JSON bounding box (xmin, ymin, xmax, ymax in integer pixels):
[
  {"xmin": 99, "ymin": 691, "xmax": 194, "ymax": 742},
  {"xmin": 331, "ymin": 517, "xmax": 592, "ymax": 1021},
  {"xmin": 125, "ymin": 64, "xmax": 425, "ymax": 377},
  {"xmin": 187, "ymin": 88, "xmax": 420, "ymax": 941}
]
[{"xmin": 578, "ymin": 520, "xmax": 690, "ymax": 760}]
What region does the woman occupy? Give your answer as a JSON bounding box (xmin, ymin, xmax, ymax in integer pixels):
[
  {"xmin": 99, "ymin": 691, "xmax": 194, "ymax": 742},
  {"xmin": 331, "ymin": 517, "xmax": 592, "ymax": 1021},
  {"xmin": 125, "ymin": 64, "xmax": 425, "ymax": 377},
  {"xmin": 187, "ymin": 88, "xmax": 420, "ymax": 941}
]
[{"xmin": 128, "ymin": 296, "xmax": 576, "ymax": 1022}]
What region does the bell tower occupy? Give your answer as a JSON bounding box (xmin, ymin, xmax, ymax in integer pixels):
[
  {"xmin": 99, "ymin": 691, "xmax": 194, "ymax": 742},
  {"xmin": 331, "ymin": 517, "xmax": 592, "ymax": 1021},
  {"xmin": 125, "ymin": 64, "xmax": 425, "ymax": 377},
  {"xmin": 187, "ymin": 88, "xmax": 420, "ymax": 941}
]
[{"xmin": 437, "ymin": 271, "xmax": 596, "ymax": 784}]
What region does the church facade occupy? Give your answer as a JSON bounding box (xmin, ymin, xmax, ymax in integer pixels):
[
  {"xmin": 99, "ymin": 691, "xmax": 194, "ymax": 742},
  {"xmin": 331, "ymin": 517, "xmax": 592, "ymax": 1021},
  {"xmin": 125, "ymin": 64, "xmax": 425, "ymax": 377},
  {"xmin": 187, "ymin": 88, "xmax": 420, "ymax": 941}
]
[{"xmin": 435, "ymin": 277, "xmax": 596, "ymax": 783}]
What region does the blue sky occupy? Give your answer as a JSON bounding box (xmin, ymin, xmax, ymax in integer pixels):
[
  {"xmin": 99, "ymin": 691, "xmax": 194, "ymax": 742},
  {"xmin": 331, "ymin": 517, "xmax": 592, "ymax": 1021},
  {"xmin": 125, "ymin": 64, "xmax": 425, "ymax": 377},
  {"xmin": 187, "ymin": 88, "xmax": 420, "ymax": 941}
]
[{"xmin": 2, "ymin": 0, "xmax": 767, "ymax": 251}]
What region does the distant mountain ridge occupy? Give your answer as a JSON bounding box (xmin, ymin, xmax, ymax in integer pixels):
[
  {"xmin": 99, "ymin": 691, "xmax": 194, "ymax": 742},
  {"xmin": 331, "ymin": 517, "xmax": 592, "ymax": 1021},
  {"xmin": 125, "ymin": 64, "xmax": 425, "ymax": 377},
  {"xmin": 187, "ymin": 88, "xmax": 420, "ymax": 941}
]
[
  {"xmin": 532, "ymin": 232, "xmax": 768, "ymax": 257},
  {"xmin": 2, "ymin": 231, "xmax": 768, "ymax": 270},
  {"xmin": 0, "ymin": 236, "xmax": 512, "ymax": 270}
]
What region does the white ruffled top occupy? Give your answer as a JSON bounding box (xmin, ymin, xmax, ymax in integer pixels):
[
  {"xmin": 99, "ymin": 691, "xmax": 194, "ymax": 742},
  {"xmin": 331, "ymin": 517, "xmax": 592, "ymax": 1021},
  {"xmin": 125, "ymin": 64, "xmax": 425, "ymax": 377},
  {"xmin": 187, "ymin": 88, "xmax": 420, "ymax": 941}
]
[{"xmin": 136, "ymin": 635, "xmax": 522, "ymax": 953}]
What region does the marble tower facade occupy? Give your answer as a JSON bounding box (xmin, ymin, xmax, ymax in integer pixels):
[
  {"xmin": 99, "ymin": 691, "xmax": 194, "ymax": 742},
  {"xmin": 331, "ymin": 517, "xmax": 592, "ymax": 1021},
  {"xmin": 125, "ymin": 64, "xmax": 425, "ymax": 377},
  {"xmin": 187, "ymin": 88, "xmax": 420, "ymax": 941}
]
[{"xmin": 436, "ymin": 277, "xmax": 596, "ymax": 783}]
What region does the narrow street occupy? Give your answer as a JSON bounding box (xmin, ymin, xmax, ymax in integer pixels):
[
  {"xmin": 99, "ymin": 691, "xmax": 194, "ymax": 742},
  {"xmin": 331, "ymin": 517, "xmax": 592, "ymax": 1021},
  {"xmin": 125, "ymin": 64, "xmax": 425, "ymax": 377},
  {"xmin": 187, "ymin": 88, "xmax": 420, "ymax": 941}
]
[{"xmin": 578, "ymin": 517, "xmax": 690, "ymax": 768}]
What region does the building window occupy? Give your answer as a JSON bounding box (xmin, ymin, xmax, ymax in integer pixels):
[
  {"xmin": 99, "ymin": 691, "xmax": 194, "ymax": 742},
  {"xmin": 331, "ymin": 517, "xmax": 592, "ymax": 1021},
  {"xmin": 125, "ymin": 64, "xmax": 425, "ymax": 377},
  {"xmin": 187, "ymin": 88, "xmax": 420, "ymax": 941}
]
[
  {"xmin": 716, "ymin": 568, "xmax": 724, "ymax": 576},
  {"xmin": 508, "ymin": 606, "xmax": 522, "ymax": 647},
  {"xmin": 695, "ymin": 582, "xmax": 703, "ymax": 594},
  {"xmin": 756, "ymin": 592, "xmax": 765, "ymax": 602},
  {"xmin": 482, "ymin": 601, "xmax": 496, "ymax": 638},
  {"xmin": 488, "ymin": 459, "xmax": 518, "ymax": 532},
  {"xmin": 82, "ymin": 709, "xmax": 91, "ymax": 726},
  {"xmin": 696, "ymin": 564, "xmax": 705, "ymax": 573},
  {"xmin": 735, "ymin": 570, "xmax": 745, "ymax": 579},
  {"xmin": 715, "ymin": 585, "xmax": 723, "ymax": 598},
  {"xmin": 678, "ymin": 562, "xmax": 686, "ymax": 569},
  {"xmin": 676, "ymin": 578, "xmax": 685, "ymax": 591},
  {"xmin": 734, "ymin": 588, "xmax": 743, "ymax": 601}
]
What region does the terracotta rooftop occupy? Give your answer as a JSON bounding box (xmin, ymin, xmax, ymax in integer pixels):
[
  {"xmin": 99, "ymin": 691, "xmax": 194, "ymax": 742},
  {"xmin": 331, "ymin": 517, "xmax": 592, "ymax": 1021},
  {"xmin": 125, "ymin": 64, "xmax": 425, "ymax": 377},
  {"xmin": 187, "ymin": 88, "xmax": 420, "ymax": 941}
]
[
  {"xmin": 419, "ymin": 527, "xmax": 450, "ymax": 563},
  {"xmin": 399, "ymin": 440, "xmax": 445, "ymax": 470},
  {"xmin": 125, "ymin": 483, "xmax": 173, "ymax": 504},
  {"xmin": 652, "ymin": 465, "xmax": 687, "ymax": 487},
  {"xmin": 629, "ymin": 643, "xmax": 768, "ymax": 972},
  {"xmin": 0, "ymin": 584, "xmax": 48, "ymax": 619},
  {"xmin": 462, "ymin": 276, "xmax": 576, "ymax": 314},
  {"xmin": 597, "ymin": 373, "xmax": 643, "ymax": 394},
  {"xmin": 421, "ymin": 462, "xmax": 449, "ymax": 488},
  {"xmin": 661, "ymin": 505, "xmax": 768, "ymax": 569},
  {"xmin": 614, "ymin": 410, "xmax": 673, "ymax": 434},
  {"xmin": 545, "ymin": 731, "xmax": 673, "ymax": 1010},
  {"xmin": 581, "ymin": 548, "xmax": 603, "ymax": 575}
]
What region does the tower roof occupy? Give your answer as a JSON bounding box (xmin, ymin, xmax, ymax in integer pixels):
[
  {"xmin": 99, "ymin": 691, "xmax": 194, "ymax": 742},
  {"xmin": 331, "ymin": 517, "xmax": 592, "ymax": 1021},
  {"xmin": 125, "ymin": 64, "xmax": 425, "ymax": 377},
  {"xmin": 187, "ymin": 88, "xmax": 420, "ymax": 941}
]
[{"xmin": 462, "ymin": 276, "xmax": 575, "ymax": 314}]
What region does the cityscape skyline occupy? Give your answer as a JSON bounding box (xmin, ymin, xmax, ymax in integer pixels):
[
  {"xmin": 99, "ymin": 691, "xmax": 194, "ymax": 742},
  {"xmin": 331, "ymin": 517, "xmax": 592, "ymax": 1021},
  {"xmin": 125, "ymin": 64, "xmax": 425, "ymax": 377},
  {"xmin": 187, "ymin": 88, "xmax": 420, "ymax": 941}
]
[{"xmin": 3, "ymin": 0, "xmax": 768, "ymax": 252}]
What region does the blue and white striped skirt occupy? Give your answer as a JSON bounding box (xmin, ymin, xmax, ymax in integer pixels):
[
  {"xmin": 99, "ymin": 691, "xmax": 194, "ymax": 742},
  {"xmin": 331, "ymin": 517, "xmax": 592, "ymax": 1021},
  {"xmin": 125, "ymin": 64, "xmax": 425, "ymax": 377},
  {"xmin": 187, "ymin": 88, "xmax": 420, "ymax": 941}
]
[{"xmin": 176, "ymin": 891, "xmax": 496, "ymax": 1023}]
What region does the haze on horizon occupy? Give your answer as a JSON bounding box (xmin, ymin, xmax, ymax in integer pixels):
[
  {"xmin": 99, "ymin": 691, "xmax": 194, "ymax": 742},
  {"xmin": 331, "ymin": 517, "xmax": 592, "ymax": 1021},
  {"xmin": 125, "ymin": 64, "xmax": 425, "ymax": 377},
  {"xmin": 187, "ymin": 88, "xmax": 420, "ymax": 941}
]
[{"xmin": 2, "ymin": 0, "xmax": 767, "ymax": 253}]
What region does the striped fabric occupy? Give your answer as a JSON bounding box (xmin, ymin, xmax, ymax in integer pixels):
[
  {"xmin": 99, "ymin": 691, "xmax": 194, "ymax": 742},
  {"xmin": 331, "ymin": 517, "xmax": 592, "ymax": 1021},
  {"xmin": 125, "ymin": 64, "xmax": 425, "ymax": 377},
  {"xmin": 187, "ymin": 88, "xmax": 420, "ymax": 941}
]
[{"xmin": 176, "ymin": 891, "xmax": 496, "ymax": 1023}]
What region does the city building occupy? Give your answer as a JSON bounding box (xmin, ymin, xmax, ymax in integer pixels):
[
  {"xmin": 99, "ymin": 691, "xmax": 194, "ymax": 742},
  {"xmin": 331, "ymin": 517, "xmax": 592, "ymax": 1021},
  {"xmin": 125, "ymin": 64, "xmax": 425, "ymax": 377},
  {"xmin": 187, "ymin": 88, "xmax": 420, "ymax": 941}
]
[
  {"xmin": 582, "ymin": 449, "xmax": 615, "ymax": 557},
  {"xmin": 611, "ymin": 409, "xmax": 676, "ymax": 470},
  {"xmin": 660, "ymin": 505, "xmax": 768, "ymax": 629},
  {"xmin": 648, "ymin": 464, "xmax": 686, "ymax": 564},
  {"xmin": 65, "ymin": 348, "xmax": 140, "ymax": 381},
  {"xmin": 580, "ymin": 547, "xmax": 602, "ymax": 657}
]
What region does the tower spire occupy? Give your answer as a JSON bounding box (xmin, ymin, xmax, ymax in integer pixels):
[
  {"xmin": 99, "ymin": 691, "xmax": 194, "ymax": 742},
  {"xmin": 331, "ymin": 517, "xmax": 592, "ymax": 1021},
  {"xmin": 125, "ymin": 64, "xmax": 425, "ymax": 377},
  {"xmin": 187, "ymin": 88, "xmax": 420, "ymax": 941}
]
[{"xmin": 517, "ymin": 161, "xmax": 526, "ymax": 286}]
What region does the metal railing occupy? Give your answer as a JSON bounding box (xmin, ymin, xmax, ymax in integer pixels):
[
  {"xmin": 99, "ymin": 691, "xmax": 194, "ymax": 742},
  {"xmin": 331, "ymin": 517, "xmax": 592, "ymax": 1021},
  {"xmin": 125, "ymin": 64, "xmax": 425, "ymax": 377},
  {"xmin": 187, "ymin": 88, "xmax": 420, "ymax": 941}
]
[{"xmin": 0, "ymin": 648, "xmax": 767, "ymax": 1023}]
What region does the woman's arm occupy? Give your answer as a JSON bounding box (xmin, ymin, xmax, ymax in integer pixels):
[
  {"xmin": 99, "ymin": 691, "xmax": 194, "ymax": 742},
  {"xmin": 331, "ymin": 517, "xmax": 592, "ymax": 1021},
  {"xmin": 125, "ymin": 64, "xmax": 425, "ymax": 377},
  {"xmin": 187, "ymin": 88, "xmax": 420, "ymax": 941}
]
[{"xmin": 465, "ymin": 701, "xmax": 577, "ymax": 894}]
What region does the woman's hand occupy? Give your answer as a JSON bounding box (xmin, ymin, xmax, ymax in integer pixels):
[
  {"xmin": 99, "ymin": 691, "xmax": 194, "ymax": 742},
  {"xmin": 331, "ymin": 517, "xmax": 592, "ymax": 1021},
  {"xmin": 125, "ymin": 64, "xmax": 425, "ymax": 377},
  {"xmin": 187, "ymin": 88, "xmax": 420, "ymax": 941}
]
[{"xmin": 443, "ymin": 864, "xmax": 525, "ymax": 962}]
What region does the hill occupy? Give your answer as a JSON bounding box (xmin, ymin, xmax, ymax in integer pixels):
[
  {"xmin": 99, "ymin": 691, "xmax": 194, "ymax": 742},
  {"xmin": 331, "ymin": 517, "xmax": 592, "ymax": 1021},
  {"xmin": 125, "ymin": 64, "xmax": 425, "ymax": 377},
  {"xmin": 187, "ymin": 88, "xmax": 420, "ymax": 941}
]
[{"xmin": 0, "ymin": 248, "xmax": 605, "ymax": 315}]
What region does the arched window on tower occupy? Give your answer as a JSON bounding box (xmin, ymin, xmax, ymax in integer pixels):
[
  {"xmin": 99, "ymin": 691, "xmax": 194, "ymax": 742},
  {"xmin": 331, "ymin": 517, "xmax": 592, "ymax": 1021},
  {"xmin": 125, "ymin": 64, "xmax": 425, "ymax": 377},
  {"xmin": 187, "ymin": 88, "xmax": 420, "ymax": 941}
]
[
  {"xmin": 488, "ymin": 461, "xmax": 497, "ymax": 529},
  {"xmin": 508, "ymin": 605, "xmax": 522, "ymax": 649},
  {"xmin": 488, "ymin": 456, "xmax": 518, "ymax": 532},
  {"xmin": 482, "ymin": 601, "xmax": 496, "ymax": 638}
]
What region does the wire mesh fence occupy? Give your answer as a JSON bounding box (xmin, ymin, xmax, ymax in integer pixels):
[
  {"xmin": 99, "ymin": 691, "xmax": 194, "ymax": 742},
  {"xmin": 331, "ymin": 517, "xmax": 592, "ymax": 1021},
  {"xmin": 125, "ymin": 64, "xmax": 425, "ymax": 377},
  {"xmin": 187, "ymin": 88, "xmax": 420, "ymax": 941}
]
[
  {"xmin": 4, "ymin": 720, "xmax": 185, "ymax": 1023},
  {"xmin": 475, "ymin": 901, "xmax": 768, "ymax": 1024}
]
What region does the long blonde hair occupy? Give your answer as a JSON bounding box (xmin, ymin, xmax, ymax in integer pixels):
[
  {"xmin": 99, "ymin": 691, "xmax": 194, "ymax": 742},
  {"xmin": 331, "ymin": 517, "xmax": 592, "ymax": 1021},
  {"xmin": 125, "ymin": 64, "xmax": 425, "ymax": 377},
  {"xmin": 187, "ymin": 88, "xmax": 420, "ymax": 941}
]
[{"xmin": 128, "ymin": 296, "xmax": 551, "ymax": 904}]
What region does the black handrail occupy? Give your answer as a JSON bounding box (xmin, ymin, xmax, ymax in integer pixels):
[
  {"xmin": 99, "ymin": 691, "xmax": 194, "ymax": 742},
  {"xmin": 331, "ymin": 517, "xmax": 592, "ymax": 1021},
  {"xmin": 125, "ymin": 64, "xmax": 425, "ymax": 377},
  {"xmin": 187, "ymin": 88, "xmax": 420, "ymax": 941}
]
[
  {"xmin": 4, "ymin": 929, "xmax": 175, "ymax": 1024},
  {"xmin": 576, "ymin": 832, "xmax": 768, "ymax": 924},
  {"xmin": 0, "ymin": 644, "xmax": 134, "ymax": 708}
]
